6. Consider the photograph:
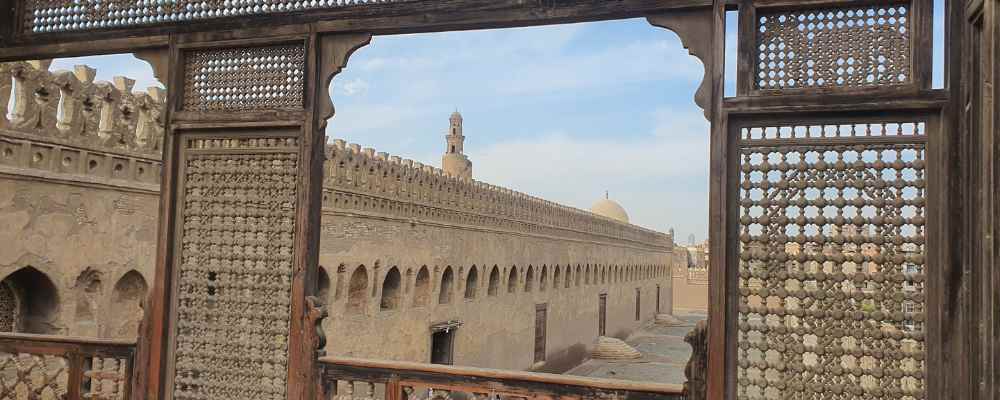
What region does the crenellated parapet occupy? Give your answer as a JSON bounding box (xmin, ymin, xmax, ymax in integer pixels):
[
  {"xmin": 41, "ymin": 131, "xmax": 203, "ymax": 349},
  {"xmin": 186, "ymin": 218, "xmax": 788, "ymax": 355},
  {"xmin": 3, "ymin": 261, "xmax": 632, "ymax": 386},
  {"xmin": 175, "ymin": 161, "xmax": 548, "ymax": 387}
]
[
  {"xmin": 0, "ymin": 61, "xmax": 166, "ymax": 188},
  {"xmin": 323, "ymin": 139, "xmax": 673, "ymax": 250},
  {"xmin": 0, "ymin": 61, "xmax": 166, "ymax": 156}
]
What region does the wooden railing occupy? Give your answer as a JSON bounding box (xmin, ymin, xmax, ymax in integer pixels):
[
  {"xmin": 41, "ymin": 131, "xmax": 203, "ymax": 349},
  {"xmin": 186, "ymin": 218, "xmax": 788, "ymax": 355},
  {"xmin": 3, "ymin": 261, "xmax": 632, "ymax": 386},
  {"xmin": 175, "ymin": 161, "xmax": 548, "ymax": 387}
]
[
  {"xmin": 0, "ymin": 333, "xmax": 136, "ymax": 400},
  {"xmin": 319, "ymin": 357, "xmax": 685, "ymax": 400}
]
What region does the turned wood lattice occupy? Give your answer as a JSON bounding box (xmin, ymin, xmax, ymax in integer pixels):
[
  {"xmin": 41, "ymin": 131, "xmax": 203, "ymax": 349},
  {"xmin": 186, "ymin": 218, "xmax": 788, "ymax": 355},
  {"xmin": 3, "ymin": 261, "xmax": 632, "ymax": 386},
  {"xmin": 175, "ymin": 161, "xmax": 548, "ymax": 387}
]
[
  {"xmin": 0, "ymin": 353, "xmax": 132, "ymax": 400},
  {"xmin": 755, "ymin": 2, "xmax": 913, "ymax": 91},
  {"xmin": 736, "ymin": 120, "xmax": 927, "ymax": 400},
  {"xmin": 183, "ymin": 44, "xmax": 307, "ymax": 112},
  {"xmin": 171, "ymin": 136, "xmax": 300, "ymax": 400},
  {"xmin": 22, "ymin": 0, "xmax": 415, "ymax": 33}
]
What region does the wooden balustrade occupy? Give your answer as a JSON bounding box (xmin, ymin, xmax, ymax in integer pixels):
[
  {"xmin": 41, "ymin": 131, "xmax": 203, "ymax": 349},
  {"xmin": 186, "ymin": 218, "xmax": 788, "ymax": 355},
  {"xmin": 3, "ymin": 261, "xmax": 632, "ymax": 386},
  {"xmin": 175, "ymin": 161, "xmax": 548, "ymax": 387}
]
[
  {"xmin": 319, "ymin": 357, "xmax": 685, "ymax": 400},
  {"xmin": 0, "ymin": 333, "xmax": 136, "ymax": 400}
]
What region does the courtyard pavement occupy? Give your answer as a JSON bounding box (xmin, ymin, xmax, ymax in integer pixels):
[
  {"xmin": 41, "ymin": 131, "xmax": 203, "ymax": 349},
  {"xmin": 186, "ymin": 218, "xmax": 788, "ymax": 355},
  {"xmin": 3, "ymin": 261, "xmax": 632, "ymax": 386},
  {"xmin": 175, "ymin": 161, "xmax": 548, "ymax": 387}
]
[{"xmin": 565, "ymin": 310, "xmax": 707, "ymax": 385}]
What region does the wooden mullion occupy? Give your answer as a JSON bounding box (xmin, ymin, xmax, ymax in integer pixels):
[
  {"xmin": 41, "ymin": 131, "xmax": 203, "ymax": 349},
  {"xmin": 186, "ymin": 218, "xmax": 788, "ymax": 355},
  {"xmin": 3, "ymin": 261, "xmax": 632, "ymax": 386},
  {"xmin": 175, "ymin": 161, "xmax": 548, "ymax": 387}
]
[
  {"xmin": 736, "ymin": 0, "xmax": 755, "ymax": 96},
  {"xmin": 707, "ymin": 0, "xmax": 732, "ymax": 399},
  {"xmin": 911, "ymin": 0, "xmax": 934, "ymax": 90},
  {"xmin": 66, "ymin": 352, "xmax": 86, "ymax": 400}
]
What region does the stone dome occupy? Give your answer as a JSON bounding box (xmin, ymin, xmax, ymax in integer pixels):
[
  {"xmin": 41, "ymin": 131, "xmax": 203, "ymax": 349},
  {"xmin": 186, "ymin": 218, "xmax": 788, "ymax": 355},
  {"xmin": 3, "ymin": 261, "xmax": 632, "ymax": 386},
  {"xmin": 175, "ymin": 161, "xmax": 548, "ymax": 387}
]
[{"xmin": 590, "ymin": 195, "xmax": 629, "ymax": 223}]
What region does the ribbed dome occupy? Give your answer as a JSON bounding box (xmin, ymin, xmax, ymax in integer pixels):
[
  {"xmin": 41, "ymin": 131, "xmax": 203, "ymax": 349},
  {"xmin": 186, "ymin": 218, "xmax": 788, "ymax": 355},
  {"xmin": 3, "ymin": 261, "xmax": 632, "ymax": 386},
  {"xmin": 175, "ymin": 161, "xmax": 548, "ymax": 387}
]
[
  {"xmin": 590, "ymin": 195, "xmax": 629, "ymax": 223},
  {"xmin": 591, "ymin": 336, "xmax": 641, "ymax": 360}
]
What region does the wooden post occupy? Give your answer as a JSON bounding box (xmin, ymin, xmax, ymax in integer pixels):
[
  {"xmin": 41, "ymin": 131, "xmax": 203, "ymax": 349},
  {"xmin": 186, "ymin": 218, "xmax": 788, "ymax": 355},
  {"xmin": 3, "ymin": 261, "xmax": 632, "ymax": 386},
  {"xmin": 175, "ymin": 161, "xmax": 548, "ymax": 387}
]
[{"xmin": 137, "ymin": 29, "xmax": 369, "ymax": 400}]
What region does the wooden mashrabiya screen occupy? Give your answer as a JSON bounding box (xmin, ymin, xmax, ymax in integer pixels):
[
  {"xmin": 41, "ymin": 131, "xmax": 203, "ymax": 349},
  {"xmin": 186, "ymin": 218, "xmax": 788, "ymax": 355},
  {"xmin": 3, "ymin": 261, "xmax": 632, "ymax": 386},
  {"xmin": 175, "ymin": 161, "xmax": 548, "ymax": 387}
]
[
  {"xmin": 171, "ymin": 134, "xmax": 300, "ymax": 400},
  {"xmin": 167, "ymin": 42, "xmax": 309, "ymax": 400},
  {"xmin": 21, "ymin": 0, "xmax": 417, "ymax": 33},
  {"xmin": 732, "ymin": 0, "xmax": 933, "ymax": 399},
  {"xmin": 735, "ymin": 119, "xmax": 928, "ymax": 400},
  {"xmin": 753, "ymin": 2, "xmax": 914, "ymax": 92}
]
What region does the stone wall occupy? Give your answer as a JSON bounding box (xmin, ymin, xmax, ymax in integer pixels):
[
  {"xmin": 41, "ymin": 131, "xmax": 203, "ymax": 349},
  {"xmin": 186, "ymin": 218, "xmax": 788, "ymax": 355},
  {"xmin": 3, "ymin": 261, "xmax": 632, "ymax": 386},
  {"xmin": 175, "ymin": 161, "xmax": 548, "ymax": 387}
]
[
  {"xmin": 0, "ymin": 61, "xmax": 679, "ymax": 372},
  {"xmin": 671, "ymin": 246, "xmax": 708, "ymax": 312}
]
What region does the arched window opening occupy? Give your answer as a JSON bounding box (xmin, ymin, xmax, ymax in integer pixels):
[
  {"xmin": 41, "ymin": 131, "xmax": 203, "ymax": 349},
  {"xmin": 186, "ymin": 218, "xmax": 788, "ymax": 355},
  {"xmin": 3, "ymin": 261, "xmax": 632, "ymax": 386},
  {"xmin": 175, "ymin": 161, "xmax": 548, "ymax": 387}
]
[
  {"xmin": 540, "ymin": 265, "xmax": 548, "ymax": 291},
  {"xmin": 564, "ymin": 266, "xmax": 572, "ymax": 288},
  {"xmin": 585, "ymin": 265, "xmax": 591, "ymax": 285},
  {"xmin": 465, "ymin": 266, "xmax": 479, "ymax": 299},
  {"xmin": 109, "ymin": 270, "xmax": 148, "ymax": 339},
  {"xmin": 439, "ymin": 267, "xmax": 455, "ymax": 304},
  {"xmin": 347, "ymin": 266, "xmax": 369, "ymax": 314},
  {"xmin": 0, "ymin": 267, "xmax": 60, "ymax": 334},
  {"xmin": 414, "ymin": 266, "xmax": 431, "ymax": 307},
  {"xmin": 553, "ymin": 266, "xmax": 561, "ymax": 290},
  {"xmin": 525, "ymin": 266, "xmax": 535, "ymax": 292},
  {"xmin": 488, "ymin": 266, "xmax": 500, "ymax": 296},
  {"xmin": 380, "ymin": 267, "xmax": 402, "ymax": 310},
  {"xmin": 507, "ymin": 266, "xmax": 518, "ymax": 293}
]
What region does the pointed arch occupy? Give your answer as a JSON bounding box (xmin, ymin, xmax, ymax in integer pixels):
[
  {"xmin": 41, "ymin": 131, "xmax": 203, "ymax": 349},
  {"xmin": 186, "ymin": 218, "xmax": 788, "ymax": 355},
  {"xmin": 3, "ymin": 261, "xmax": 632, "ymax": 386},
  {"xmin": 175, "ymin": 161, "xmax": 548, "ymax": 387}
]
[
  {"xmin": 540, "ymin": 265, "xmax": 548, "ymax": 291},
  {"xmin": 109, "ymin": 270, "xmax": 148, "ymax": 338},
  {"xmin": 564, "ymin": 266, "xmax": 571, "ymax": 288},
  {"xmin": 525, "ymin": 265, "xmax": 535, "ymax": 293},
  {"xmin": 465, "ymin": 265, "xmax": 479, "ymax": 299},
  {"xmin": 488, "ymin": 266, "xmax": 500, "ymax": 297},
  {"xmin": 73, "ymin": 268, "xmax": 102, "ymax": 336},
  {"xmin": 317, "ymin": 266, "xmax": 331, "ymax": 302},
  {"xmin": 347, "ymin": 265, "xmax": 369, "ymax": 314},
  {"xmin": 553, "ymin": 266, "xmax": 561, "ymax": 290},
  {"xmin": 575, "ymin": 265, "xmax": 582, "ymax": 287},
  {"xmin": 414, "ymin": 266, "xmax": 431, "ymax": 307},
  {"xmin": 380, "ymin": 267, "xmax": 402, "ymax": 310},
  {"xmin": 0, "ymin": 266, "xmax": 59, "ymax": 334},
  {"xmin": 439, "ymin": 266, "xmax": 455, "ymax": 304},
  {"xmin": 507, "ymin": 266, "xmax": 518, "ymax": 293}
]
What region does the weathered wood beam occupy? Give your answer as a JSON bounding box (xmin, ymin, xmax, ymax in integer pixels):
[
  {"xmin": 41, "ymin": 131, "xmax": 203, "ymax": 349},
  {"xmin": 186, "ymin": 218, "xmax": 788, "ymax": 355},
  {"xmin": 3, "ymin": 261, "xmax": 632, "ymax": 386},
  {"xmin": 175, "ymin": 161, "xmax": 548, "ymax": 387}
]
[
  {"xmin": 0, "ymin": 0, "xmax": 712, "ymax": 61},
  {"xmin": 0, "ymin": 36, "xmax": 169, "ymax": 63}
]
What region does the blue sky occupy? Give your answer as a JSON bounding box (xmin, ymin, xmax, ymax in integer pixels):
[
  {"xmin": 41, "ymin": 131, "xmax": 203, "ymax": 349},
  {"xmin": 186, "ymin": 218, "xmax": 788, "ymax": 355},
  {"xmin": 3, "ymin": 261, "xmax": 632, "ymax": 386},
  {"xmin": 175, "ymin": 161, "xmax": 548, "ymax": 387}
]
[
  {"xmin": 51, "ymin": 18, "xmax": 714, "ymax": 242},
  {"xmin": 43, "ymin": 3, "xmax": 946, "ymax": 244}
]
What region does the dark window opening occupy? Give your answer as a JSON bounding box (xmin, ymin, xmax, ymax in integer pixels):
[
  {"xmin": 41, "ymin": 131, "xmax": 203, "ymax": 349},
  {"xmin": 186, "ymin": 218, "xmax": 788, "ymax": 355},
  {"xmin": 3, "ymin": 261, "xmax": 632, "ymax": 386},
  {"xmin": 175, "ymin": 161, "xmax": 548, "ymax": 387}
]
[
  {"xmin": 598, "ymin": 294, "xmax": 607, "ymax": 337},
  {"xmin": 431, "ymin": 329, "xmax": 456, "ymax": 365}
]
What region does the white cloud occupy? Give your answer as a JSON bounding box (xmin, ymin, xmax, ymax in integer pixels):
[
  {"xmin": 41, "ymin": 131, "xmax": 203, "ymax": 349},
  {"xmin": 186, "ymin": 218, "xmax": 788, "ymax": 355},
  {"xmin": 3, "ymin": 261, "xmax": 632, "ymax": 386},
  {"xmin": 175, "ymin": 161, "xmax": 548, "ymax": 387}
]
[
  {"xmin": 468, "ymin": 106, "xmax": 709, "ymax": 238},
  {"xmin": 339, "ymin": 78, "xmax": 370, "ymax": 96}
]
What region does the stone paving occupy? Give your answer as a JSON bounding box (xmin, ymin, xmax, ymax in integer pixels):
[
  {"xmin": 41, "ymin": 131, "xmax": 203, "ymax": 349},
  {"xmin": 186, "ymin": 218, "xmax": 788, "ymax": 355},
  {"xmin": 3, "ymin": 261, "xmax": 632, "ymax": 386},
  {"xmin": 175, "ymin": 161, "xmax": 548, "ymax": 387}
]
[{"xmin": 565, "ymin": 311, "xmax": 707, "ymax": 385}]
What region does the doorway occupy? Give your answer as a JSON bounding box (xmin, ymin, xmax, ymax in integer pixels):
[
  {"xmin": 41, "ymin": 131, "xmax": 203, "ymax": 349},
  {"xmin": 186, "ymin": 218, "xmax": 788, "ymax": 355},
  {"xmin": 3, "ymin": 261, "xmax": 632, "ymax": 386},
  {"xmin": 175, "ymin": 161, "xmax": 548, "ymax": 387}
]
[
  {"xmin": 431, "ymin": 329, "xmax": 455, "ymax": 365},
  {"xmin": 534, "ymin": 303, "xmax": 547, "ymax": 363}
]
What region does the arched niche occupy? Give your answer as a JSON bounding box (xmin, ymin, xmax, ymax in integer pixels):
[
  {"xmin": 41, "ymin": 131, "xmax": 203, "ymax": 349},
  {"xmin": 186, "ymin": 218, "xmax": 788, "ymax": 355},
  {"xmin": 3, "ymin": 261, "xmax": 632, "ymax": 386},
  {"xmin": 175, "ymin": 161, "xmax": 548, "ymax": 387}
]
[
  {"xmin": 525, "ymin": 266, "xmax": 534, "ymax": 293},
  {"xmin": 109, "ymin": 270, "xmax": 148, "ymax": 339},
  {"xmin": 507, "ymin": 266, "xmax": 518, "ymax": 294},
  {"xmin": 74, "ymin": 268, "xmax": 103, "ymax": 337},
  {"xmin": 439, "ymin": 266, "xmax": 454, "ymax": 305},
  {"xmin": 347, "ymin": 265, "xmax": 369, "ymax": 314},
  {"xmin": 317, "ymin": 266, "xmax": 331, "ymax": 303},
  {"xmin": 487, "ymin": 266, "xmax": 499, "ymax": 297},
  {"xmin": 464, "ymin": 266, "xmax": 478, "ymax": 299},
  {"xmin": 413, "ymin": 266, "xmax": 431, "ymax": 307},
  {"xmin": 380, "ymin": 267, "xmax": 402, "ymax": 310}
]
